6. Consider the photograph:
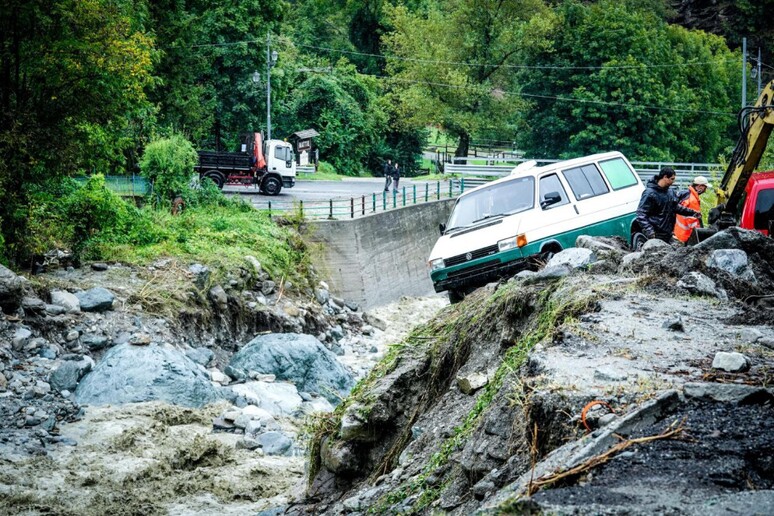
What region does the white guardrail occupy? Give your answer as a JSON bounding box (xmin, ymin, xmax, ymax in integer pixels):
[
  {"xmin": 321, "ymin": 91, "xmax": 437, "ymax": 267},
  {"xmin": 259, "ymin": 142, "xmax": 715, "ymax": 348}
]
[{"xmin": 444, "ymin": 158, "xmax": 724, "ymax": 188}]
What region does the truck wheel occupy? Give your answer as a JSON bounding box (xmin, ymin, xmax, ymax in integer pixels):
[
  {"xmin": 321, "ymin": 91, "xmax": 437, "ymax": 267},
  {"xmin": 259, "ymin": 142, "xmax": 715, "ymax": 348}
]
[
  {"xmin": 261, "ymin": 176, "xmax": 282, "ymax": 196},
  {"xmin": 203, "ymin": 171, "xmax": 225, "ymax": 190},
  {"xmin": 631, "ymin": 232, "xmax": 648, "ymax": 251}
]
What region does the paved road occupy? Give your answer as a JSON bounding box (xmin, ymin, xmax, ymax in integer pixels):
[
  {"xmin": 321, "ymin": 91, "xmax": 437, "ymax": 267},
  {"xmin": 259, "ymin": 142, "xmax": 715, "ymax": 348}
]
[{"xmin": 225, "ymin": 178, "xmax": 452, "ymax": 205}]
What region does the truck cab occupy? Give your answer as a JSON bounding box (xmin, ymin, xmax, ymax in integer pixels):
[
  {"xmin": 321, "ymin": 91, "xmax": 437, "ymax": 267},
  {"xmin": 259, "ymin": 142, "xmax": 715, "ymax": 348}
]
[
  {"xmin": 739, "ymin": 172, "xmax": 774, "ymax": 235},
  {"xmin": 265, "ymin": 140, "xmax": 297, "ymax": 191}
]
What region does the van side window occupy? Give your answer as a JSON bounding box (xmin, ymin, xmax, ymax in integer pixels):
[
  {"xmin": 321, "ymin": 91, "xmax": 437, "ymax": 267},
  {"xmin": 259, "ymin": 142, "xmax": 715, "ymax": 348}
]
[
  {"xmin": 539, "ymin": 174, "xmax": 569, "ymax": 210},
  {"xmin": 562, "ymin": 164, "xmax": 609, "ymax": 200},
  {"xmin": 599, "ymin": 157, "xmax": 638, "ymax": 190}
]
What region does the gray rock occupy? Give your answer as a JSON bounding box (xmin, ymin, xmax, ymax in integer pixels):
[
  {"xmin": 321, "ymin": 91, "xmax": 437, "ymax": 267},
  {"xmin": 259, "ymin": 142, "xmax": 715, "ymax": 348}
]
[
  {"xmin": 74, "ymin": 343, "xmax": 222, "ymax": 407},
  {"xmin": 546, "ymin": 248, "xmax": 596, "ymax": 269},
  {"xmin": 662, "ymin": 316, "xmax": 684, "ymax": 332},
  {"xmin": 227, "ymin": 333, "xmax": 354, "ymax": 405},
  {"xmin": 81, "ymin": 333, "xmax": 110, "ymax": 350},
  {"xmin": 575, "ymin": 235, "xmax": 627, "ymax": 253},
  {"xmin": 345, "ymin": 300, "xmax": 359, "ymax": 312},
  {"xmin": 189, "ymin": 264, "xmax": 210, "ymax": 290},
  {"xmin": 22, "ymin": 296, "xmax": 45, "ymax": 312},
  {"xmin": 457, "ymin": 372, "xmax": 489, "ymax": 395},
  {"xmin": 44, "ymin": 304, "xmax": 66, "ymax": 316},
  {"xmin": 39, "ymin": 345, "xmax": 59, "ymax": 360},
  {"xmin": 711, "ymin": 351, "xmax": 750, "ymax": 373},
  {"xmin": 315, "ymin": 288, "xmax": 330, "ymax": 305},
  {"xmin": 706, "ymin": 249, "xmax": 756, "ymax": 282},
  {"xmin": 75, "ymin": 287, "xmax": 115, "ymax": 312},
  {"xmin": 49, "ymin": 357, "xmax": 93, "ymax": 392},
  {"xmin": 737, "ymin": 328, "xmax": 763, "ymax": 344},
  {"xmin": 186, "ymin": 347, "xmax": 214, "ymax": 367},
  {"xmin": 363, "ymin": 312, "xmax": 387, "ymax": 332},
  {"xmin": 257, "ymin": 431, "xmax": 293, "ymax": 456},
  {"xmin": 229, "ymin": 381, "xmax": 303, "ymax": 417},
  {"xmin": 261, "ymin": 281, "xmax": 276, "ymax": 296},
  {"xmin": 524, "ymin": 264, "xmax": 573, "ymax": 284},
  {"xmin": 620, "ymin": 252, "xmax": 644, "ymax": 269},
  {"xmin": 759, "ymin": 337, "xmax": 774, "ymax": 350},
  {"xmin": 320, "ymin": 436, "xmax": 359, "ymax": 473},
  {"xmin": 473, "ymin": 479, "xmax": 496, "ymax": 500},
  {"xmin": 50, "ymin": 290, "xmax": 80, "ymax": 313},
  {"xmin": 684, "ymin": 382, "xmax": 773, "ymax": 404},
  {"xmin": 641, "ymin": 239, "xmax": 671, "ymax": 252},
  {"xmin": 676, "ymin": 271, "xmax": 726, "ymax": 299},
  {"xmin": 12, "ymin": 328, "xmax": 33, "ymax": 349},
  {"xmin": 0, "ymin": 264, "xmax": 24, "ymax": 312},
  {"xmin": 694, "ymin": 230, "xmax": 740, "ymax": 251},
  {"xmin": 90, "ymin": 262, "xmax": 108, "ymax": 271},
  {"xmin": 236, "ymin": 437, "xmax": 262, "ymax": 451},
  {"xmin": 208, "ymin": 285, "xmax": 228, "ymax": 308},
  {"xmin": 515, "ymin": 270, "xmax": 537, "ymax": 279}
]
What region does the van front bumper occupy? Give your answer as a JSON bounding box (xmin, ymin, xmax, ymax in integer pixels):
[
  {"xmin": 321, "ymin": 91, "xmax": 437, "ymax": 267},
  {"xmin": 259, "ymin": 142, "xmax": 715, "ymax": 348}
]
[
  {"xmin": 432, "ymin": 256, "xmax": 531, "ymax": 293},
  {"xmin": 282, "ymin": 177, "xmax": 296, "ymax": 188}
]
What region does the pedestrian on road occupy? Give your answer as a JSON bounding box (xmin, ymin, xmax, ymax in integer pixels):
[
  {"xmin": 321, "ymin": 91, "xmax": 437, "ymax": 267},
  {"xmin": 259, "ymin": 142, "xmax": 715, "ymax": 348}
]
[
  {"xmin": 383, "ymin": 158, "xmax": 393, "ymax": 192},
  {"xmin": 636, "ymin": 167, "xmax": 701, "ymax": 244},
  {"xmin": 393, "ymin": 162, "xmax": 401, "ymax": 192},
  {"xmin": 673, "ymin": 175, "xmax": 712, "ymax": 244}
]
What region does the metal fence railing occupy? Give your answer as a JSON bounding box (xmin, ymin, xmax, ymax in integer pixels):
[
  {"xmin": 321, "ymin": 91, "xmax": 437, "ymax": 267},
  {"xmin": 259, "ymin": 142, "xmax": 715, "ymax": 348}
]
[
  {"xmin": 442, "ymin": 159, "xmax": 725, "ymax": 189},
  {"xmin": 75, "ymin": 174, "xmax": 151, "ymax": 196},
  {"xmin": 248, "ymin": 180, "xmax": 465, "ymax": 220}
]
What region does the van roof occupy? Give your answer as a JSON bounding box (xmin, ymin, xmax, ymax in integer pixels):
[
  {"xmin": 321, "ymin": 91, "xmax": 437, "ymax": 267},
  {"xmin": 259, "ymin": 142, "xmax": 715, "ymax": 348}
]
[{"xmin": 457, "ymin": 151, "xmax": 629, "ymax": 198}]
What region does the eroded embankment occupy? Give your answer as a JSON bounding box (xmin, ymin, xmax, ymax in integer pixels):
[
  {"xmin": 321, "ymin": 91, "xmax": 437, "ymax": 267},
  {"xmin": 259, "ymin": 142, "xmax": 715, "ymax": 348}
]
[{"xmin": 298, "ymin": 229, "xmax": 774, "ymax": 515}]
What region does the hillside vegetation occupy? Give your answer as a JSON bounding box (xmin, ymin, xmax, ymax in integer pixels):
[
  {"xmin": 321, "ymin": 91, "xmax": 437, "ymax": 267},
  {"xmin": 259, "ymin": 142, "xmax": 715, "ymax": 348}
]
[{"xmin": 0, "ymin": 0, "xmax": 768, "ymax": 266}]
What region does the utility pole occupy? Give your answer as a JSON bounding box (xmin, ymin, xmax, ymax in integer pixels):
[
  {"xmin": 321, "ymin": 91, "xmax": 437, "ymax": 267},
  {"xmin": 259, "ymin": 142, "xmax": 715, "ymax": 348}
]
[
  {"xmin": 742, "ymin": 37, "xmax": 747, "ymax": 108},
  {"xmin": 266, "ymin": 33, "xmax": 272, "ymax": 142}
]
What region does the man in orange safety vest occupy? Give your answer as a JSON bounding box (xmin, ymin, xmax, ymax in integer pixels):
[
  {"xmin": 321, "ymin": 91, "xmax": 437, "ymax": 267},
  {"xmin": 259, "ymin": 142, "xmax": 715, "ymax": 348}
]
[{"xmin": 673, "ymin": 176, "xmax": 711, "ymax": 243}]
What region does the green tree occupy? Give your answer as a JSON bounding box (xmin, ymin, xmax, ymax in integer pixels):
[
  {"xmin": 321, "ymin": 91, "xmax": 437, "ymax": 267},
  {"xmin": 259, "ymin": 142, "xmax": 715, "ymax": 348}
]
[
  {"xmin": 382, "ymin": 0, "xmax": 548, "ymax": 157},
  {"xmin": 515, "ymin": 0, "xmax": 739, "ymax": 161},
  {"xmin": 147, "ymin": 0, "xmax": 285, "ymax": 149},
  {"xmin": 0, "ymin": 0, "xmax": 155, "ymax": 264},
  {"xmin": 283, "ymin": 61, "xmax": 387, "ymax": 174}
]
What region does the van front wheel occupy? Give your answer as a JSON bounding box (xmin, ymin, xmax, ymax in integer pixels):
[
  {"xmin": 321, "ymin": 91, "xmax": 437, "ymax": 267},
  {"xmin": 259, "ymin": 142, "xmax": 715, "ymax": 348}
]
[
  {"xmin": 631, "ymin": 232, "xmax": 648, "ymax": 251},
  {"xmin": 448, "ymin": 289, "xmax": 465, "ymax": 304}
]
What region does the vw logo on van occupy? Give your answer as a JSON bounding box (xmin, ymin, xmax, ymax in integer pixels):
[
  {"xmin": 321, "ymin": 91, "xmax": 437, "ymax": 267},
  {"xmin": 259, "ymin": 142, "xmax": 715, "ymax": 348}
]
[{"xmin": 465, "ymin": 252, "xmax": 472, "ymax": 261}]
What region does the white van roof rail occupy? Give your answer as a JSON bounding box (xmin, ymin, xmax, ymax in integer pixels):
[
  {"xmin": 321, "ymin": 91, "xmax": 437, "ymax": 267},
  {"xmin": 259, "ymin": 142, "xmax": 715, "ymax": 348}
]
[{"xmin": 510, "ymin": 160, "xmax": 537, "ymax": 176}]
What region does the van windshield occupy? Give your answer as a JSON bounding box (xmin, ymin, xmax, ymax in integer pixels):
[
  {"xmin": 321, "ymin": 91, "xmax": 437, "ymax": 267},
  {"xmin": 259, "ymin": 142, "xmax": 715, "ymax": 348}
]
[{"xmin": 447, "ymin": 176, "xmax": 535, "ymax": 231}]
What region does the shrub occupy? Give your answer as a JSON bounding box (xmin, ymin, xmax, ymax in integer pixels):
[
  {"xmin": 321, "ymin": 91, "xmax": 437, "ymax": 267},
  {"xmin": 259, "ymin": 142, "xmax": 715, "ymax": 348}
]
[{"xmin": 140, "ymin": 134, "xmax": 199, "ymax": 203}]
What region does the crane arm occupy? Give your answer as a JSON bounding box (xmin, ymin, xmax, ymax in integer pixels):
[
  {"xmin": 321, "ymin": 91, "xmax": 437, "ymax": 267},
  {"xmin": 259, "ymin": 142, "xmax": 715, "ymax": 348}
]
[{"xmin": 718, "ymin": 80, "xmax": 774, "ymax": 212}]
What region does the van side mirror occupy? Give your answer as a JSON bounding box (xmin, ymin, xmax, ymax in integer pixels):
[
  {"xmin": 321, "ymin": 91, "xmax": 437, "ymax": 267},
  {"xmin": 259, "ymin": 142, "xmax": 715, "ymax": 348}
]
[
  {"xmin": 541, "ymin": 192, "xmax": 562, "ymax": 209},
  {"xmin": 439, "ymin": 223, "xmax": 446, "ymax": 235}
]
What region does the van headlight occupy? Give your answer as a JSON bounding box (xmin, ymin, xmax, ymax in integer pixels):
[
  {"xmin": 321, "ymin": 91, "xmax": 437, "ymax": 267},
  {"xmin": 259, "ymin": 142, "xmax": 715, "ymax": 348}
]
[
  {"xmin": 498, "ymin": 234, "xmax": 527, "ymax": 251},
  {"xmin": 429, "ymin": 258, "xmax": 445, "ymax": 271},
  {"xmin": 498, "ymin": 236, "xmax": 518, "ymax": 251}
]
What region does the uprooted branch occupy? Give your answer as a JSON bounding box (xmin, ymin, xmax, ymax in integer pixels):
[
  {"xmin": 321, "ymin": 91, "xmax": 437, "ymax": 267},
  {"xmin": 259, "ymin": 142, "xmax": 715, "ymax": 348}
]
[{"xmin": 527, "ymin": 418, "xmax": 686, "ymax": 496}]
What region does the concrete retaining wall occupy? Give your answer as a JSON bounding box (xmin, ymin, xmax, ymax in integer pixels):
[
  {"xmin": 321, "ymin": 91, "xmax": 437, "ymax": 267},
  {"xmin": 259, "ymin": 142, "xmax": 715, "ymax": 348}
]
[{"xmin": 303, "ymin": 199, "xmax": 455, "ymax": 310}]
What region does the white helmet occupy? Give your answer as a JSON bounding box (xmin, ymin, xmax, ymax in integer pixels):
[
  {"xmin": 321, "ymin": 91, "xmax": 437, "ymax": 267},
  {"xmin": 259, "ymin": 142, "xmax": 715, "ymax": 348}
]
[{"xmin": 693, "ymin": 176, "xmax": 712, "ymax": 187}]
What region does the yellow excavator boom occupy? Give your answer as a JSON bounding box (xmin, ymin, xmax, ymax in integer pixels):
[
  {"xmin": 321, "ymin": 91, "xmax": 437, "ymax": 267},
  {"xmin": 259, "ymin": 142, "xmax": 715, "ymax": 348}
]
[{"xmin": 717, "ymin": 80, "xmax": 774, "ymax": 212}]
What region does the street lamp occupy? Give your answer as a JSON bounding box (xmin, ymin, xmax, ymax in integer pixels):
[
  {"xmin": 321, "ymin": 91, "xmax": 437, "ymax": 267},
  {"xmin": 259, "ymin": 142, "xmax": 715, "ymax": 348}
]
[{"xmin": 266, "ymin": 36, "xmax": 279, "ymax": 141}]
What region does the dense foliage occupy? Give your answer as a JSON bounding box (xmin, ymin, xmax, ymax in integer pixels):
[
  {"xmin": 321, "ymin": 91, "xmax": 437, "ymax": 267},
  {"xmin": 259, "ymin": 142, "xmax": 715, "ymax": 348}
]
[{"xmin": 0, "ymin": 0, "xmax": 766, "ymax": 266}]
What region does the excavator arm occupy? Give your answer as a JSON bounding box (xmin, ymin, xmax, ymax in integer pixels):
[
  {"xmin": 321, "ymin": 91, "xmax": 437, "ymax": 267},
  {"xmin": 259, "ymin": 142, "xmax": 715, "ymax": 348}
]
[{"xmin": 716, "ymin": 80, "xmax": 774, "ymax": 220}]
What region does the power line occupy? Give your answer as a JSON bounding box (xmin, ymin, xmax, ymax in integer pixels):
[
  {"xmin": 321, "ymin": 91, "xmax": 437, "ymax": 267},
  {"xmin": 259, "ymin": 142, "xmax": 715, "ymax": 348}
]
[
  {"xmin": 298, "ymin": 67, "xmax": 736, "ymax": 117},
  {"xmin": 186, "ymin": 38, "xmax": 738, "ymax": 71}
]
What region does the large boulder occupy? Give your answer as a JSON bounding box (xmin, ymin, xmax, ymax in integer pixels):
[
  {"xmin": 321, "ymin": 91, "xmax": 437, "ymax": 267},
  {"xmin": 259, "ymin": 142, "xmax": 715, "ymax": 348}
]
[
  {"xmin": 546, "ymin": 248, "xmax": 596, "ymax": 269},
  {"xmin": 75, "ymin": 287, "xmax": 115, "ymax": 312},
  {"xmin": 49, "ymin": 357, "xmax": 94, "ymax": 392},
  {"xmin": 706, "ymin": 249, "xmax": 756, "ymax": 282},
  {"xmin": 50, "ymin": 290, "xmax": 80, "ymax": 313},
  {"xmin": 227, "ymin": 333, "xmax": 354, "ymax": 405},
  {"xmin": 229, "ymin": 381, "xmax": 303, "ymax": 417},
  {"xmin": 0, "ymin": 264, "xmax": 24, "ymax": 313},
  {"xmin": 75, "ymin": 343, "xmax": 222, "ymax": 407}
]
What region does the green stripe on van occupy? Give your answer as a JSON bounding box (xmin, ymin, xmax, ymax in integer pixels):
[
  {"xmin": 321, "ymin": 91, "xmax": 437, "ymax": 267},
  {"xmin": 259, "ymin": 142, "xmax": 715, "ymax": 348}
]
[{"xmin": 431, "ymin": 212, "xmax": 635, "ymax": 283}]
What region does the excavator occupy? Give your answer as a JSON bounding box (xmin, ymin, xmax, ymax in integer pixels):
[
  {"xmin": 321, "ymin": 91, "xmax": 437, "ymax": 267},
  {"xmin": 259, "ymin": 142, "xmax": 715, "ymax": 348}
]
[{"xmin": 691, "ymin": 79, "xmax": 774, "ymax": 242}]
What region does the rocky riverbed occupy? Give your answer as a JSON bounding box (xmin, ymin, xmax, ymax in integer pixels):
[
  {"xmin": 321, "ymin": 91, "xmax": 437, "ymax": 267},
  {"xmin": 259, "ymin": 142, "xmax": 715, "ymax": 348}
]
[{"xmin": 0, "ymin": 255, "xmax": 446, "ymax": 514}]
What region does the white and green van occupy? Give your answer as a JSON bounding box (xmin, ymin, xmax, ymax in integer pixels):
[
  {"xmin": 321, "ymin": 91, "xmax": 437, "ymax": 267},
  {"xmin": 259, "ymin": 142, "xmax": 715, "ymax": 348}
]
[{"xmin": 428, "ymin": 152, "xmax": 645, "ymax": 302}]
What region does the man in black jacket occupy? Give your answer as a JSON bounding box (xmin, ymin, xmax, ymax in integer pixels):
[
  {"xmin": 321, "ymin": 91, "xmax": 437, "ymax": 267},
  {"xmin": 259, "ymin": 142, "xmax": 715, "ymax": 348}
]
[{"xmin": 636, "ymin": 167, "xmax": 701, "ymax": 243}]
